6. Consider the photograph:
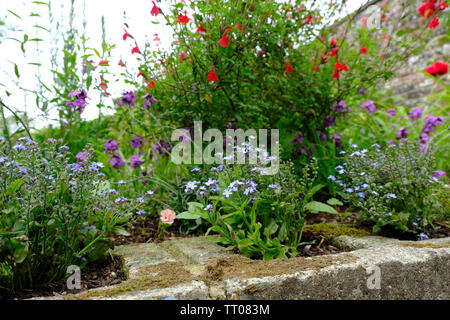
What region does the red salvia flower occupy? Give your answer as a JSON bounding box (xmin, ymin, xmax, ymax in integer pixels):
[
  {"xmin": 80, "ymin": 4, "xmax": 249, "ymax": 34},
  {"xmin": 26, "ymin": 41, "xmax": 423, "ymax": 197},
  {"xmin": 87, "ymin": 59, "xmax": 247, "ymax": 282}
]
[
  {"xmin": 118, "ymin": 59, "xmax": 125, "ymax": 67},
  {"xmin": 437, "ymin": 1, "xmax": 449, "ymax": 10},
  {"xmin": 137, "ymin": 71, "xmax": 143, "ymax": 78},
  {"xmin": 335, "ymin": 61, "xmax": 349, "ymax": 72},
  {"xmin": 237, "ymin": 22, "xmax": 244, "ymax": 32},
  {"xmin": 361, "ymin": 45, "xmax": 368, "ymax": 54},
  {"xmin": 196, "ymin": 22, "xmax": 207, "ymax": 34},
  {"xmin": 305, "ymin": 16, "xmax": 312, "ymax": 24},
  {"xmin": 332, "ymin": 69, "xmax": 340, "ymax": 79},
  {"xmin": 151, "ymin": 1, "xmax": 159, "ymax": 17},
  {"xmin": 285, "ymin": 61, "xmax": 294, "ymax": 73},
  {"xmin": 149, "ymin": 80, "xmax": 156, "ymax": 88},
  {"xmin": 154, "ymin": 33, "xmax": 160, "ymax": 41},
  {"xmin": 424, "ymin": 61, "xmax": 448, "ymax": 76},
  {"xmin": 313, "ymin": 64, "xmax": 319, "ymax": 72},
  {"xmin": 177, "ymin": 11, "xmax": 190, "ymax": 24},
  {"xmin": 328, "ymin": 48, "xmax": 339, "ymax": 57},
  {"xmin": 330, "ymin": 39, "xmax": 338, "ymax": 47},
  {"xmin": 219, "ymin": 30, "xmax": 229, "ymax": 47},
  {"xmin": 429, "ymin": 16, "xmax": 440, "ymax": 29},
  {"xmin": 131, "ymin": 42, "xmax": 140, "ymax": 55},
  {"xmin": 123, "ymin": 29, "xmax": 131, "ymax": 41},
  {"xmin": 99, "ymin": 60, "xmax": 109, "ymax": 66},
  {"xmin": 418, "ymin": 1, "xmax": 436, "ymax": 18},
  {"xmin": 208, "ymin": 66, "xmax": 218, "ymax": 82}
]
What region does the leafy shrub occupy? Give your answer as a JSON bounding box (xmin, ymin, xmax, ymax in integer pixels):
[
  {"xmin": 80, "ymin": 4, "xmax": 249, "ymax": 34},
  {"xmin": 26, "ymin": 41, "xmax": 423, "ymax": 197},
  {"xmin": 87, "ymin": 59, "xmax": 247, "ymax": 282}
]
[
  {"xmin": 0, "ymin": 137, "xmax": 143, "ymax": 297},
  {"xmin": 330, "ymin": 141, "xmax": 449, "ymax": 237},
  {"xmin": 176, "ymin": 146, "xmax": 337, "ymax": 260}
]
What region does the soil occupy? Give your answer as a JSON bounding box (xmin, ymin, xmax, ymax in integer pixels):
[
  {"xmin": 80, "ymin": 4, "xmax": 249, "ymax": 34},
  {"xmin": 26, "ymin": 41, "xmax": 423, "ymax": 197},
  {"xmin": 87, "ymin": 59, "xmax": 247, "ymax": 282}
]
[
  {"xmin": 296, "ymin": 229, "xmax": 342, "ymax": 257},
  {"xmin": 9, "ymin": 255, "xmax": 126, "ymax": 300},
  {"xmin": 112, "ymin": 216, "xmax": 194, "ymax": 246}
]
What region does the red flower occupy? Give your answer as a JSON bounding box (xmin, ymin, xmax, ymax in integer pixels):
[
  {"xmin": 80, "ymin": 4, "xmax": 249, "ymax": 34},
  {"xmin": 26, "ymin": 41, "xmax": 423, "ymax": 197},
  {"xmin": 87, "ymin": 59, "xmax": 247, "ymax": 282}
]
[
  {"xmin": 437, "ymin": 1, "xmax": 449, "ymax": 10},
  {"xmin": 429, "ymin": 16, "xmax": 440, "ymax": 29},
  {"xmin": 99, "ymin": 60, "xmax": 109, "ymax": 66},
  {"xmin": 237, "ymin": 22, "xmax": 244, "ymax": 32},
  {"xmin": 118, "ymin": 59, "xmax": 125, "ymax": 67},
  {"xmin": 123, "ymin": 29, "xmax": 131, "ymax": 41},
  {"xmin": 177, "ymin": 11, "xmax": 190, "ymax": 24},
  {"xmin": 151, "ymin": 1, "xmax": 159, "ymax": 17},
  {"xmin": 313, "ymin": 64, "xmax": 319, "ymax": 72},
  {"xmin": 335, "ymin": 61, "xmax": 349, "ymax": 72},
  {"xmin": 361, "ymin": 45, "xmax": 368, "ymax": 54},
  {"xmin": 285, "ymin": 61, "xmax": 294, "ymax": 73},
  {"xmin": 219, "ymin": 31, "xmax": 229, "ymax": 47},
  {"xmin": 131, "ymin": 42, "xmax": 140, "ymax": 55},
  {"xmin": 149, "ymin": 80, "xmax": 156, "ymax": 88},
  {"xmin": 154, "ymin": 33, "xmax": 160, "ymax": 41},
  {"xmin": 418, "ymin": 1, "xmax": 436, "ymax": 18},
  {"xmin": 305, "ymin": 16, "xmax": 312, "ymax": 24},
  {"xmin": 137, "ymin": 71, "xmax": 143, "ymax": 78},
  {"xmin": 328, "ymin": 48, "xmax": 339, "ymax": 57},
  {"xmin": 330, "ymin": 39, "xmax": 338, "ymax": 47},
  {"xmin": 208, "ymin": 66, "xmax": 218, "ymax": 82},
  {"xmin": 424, "ymin": 61, "xmax": 448, "ymax": 76},
  {"xmin": 332, "ymin": 69, "xmax": 340, "ymax": 79},
  {"xmin": 196, "ymin": 22, "xmax": 207, "ymax": 34},
  {"xmin": 258, "ymin": 50, "xmax": 266, "ymax": 55}
]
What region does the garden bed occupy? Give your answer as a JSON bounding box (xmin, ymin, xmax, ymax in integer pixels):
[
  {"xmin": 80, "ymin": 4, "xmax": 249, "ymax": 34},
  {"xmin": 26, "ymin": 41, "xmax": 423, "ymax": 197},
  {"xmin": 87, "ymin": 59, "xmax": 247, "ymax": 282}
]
[
  {"xmin": 9, "ymin": 256, "xmax": 126, "ymax": 300},
  {"xmin": 32, "ymin": 232, "xmax": 450, "ymax": 300}
]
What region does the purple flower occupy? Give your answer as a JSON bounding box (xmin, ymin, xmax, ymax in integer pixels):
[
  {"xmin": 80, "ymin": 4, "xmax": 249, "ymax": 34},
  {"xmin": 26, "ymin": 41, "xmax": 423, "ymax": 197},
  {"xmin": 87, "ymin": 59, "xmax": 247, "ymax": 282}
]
[
  {"xmin": 120, "ymin": 91, "xmax": 137, "ymax": 106},
  {"xmin": 408, "ymin": 108, "xmax": 423, "ymax": 120},
  {"xmin": 76, "ymin": 151, "xmax": 90, "ymax": 164},
  {"xmin": 432, "ymin": 170, "xmax": 446, "ymax": 179},
  {"xmin": 317, "ymin": 130, "xmax": 327, "ymax": 142},
  {"xmin": 108, "ymin": 153, "xmax": 126, "ymax": 169},
  {"xmin": 331, "ymin": 133, "xmax": 343, "ymax": 148},
  {"xmin": 291, "ymin": 132, "xmax": 304, "ymax": 145},
  {"xmin": 154, "ymin": 139, "xmax": 171, "ymax": 157},
  {"xmin": 332, "ymin": 100, "xmax": 347, "ymax": 113},
  {"xmin": 139, "ymin": 171, "xmax": 151, "ymax": 185},
  {"xmin": 420, "ymin": 133, "xmax": 429, "ymax": 144},
  {"xmin": 422, "ymin": 115, "xmax": 444, "ymax": 134},
  {"xmin": 130, "ymin": 154, "xmax": 144, "ymax": 169},
  {"xmin": 143, "ymin": 94, "xmax": 158, "ymax": 108},
  {"xmin": 324, "ymin": 116, "xmax": 336, "ymax": 127},
  {"xmin": 104, "ymin": 139, "xmax": 119, "ymax": 154},
  {"xmin": 361, "ymin": 100, "xmax": 376, "ymax": 115},
  {"xmin": 82, "ymin": 59, "xmax": 96, "ymax": 74},
  {"xmin": 396, "ymin": 128, "xmax": 409, "ymax": 140},
  {"xmin": 67, "ymin": 89, "xmax": 88, "ymax": 114},
  {"xmin": 131, "ymin": 135, "xmax": 144, "ymax": 149},
  {"xmin": 358, "ymin": 89, "xmax": 366, "ymax": 95},
  {"xmin": 386, "ymin": 109, "xmax": 397, "ymax": 117}
]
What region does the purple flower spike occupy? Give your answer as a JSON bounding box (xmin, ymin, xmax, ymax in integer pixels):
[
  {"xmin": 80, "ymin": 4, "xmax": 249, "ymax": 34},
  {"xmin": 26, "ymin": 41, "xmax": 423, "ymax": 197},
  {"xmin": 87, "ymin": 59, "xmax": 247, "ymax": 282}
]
[
  {"xmin": 361, "ymin": 100, "xmax": 376, "ymax": 115},
  {"xmin": 131, "ymin": 135, "xmax": 144, "ymax": 149},
  {"xmin": 104, "ymin": 139, "xmax": 119, "ymax": 154},
  {"xmin": 408, "ymin": 108, "xmax": 423, "ymax": 120},
  {"xmin": 386, "ymin": 109, "xmax": 397, "ymax": 117},
  {"xmin": 120, "ymin": 91, "xmax": 137, "ymax": 106},
  {"xmin": 108, "ymin": 153, "xmax": 126, "ymax": 169},
  {"xmin": 130, "ymin": 154, "xmax": 144, "ymax": 169}
]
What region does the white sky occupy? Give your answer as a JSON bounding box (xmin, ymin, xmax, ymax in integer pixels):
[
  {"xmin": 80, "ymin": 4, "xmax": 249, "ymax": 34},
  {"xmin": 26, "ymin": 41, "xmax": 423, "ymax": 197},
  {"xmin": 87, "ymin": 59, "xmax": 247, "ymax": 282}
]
[{"xmin": 0, "ymin": 0, "xmax": 366, "ymax": 129}]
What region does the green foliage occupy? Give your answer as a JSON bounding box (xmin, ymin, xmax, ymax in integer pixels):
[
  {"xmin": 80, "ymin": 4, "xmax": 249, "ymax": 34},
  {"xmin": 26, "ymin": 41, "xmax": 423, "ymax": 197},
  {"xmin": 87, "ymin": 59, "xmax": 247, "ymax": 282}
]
[
  {"xmin": 0, "ymin": 138, "xmax": 143, "ymax": 297},
  {"xmin": 330, "ymin": 141, "xmax": 450, "ymax": 236},
  {"xmin": 177, "ymin": 152, "xmax": 333, "ymax": 260}
]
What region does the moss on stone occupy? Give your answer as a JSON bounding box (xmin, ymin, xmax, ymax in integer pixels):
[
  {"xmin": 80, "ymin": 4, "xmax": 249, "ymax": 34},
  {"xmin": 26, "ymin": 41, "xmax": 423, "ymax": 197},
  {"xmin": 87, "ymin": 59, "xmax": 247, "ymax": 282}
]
[
  {"xmin": 399, "ymin": 241, "xmax": 450, "ymax": 249},
  {"xmin": 306, "ymin": 223, "xmax": 371, "ymax": 238}
]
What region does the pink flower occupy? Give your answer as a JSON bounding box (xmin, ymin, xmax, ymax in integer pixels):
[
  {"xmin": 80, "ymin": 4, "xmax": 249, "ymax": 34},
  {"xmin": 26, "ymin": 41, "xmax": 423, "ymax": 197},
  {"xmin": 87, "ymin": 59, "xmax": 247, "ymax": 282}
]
[{"xmin": 160, "ymin": 209, "xmax": 176, "ymax": 225}]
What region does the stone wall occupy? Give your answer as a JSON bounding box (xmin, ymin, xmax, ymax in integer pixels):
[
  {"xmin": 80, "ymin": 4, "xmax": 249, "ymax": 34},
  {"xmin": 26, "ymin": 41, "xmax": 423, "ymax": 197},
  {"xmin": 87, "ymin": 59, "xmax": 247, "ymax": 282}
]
[{"xmin": 350, "ymin": 0, "xmax": 449, "ymax": 107}]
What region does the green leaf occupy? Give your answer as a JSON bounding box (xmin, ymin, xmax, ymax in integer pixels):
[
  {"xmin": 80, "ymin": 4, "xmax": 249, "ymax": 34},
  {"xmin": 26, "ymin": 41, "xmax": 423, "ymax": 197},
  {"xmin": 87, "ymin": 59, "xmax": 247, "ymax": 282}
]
[
  {"xmin": 14, "ymin": 242, "xmax": 29, "ymax": 263},
  {"xmin": 112, "ymin": 226, "xmax": 131, "ymax": 236},
  {"xmin": 327, "ymin": 198, "xmax": 344, "ymax": 206},
  {"xmin": 7, "ymin": 179, "xmax": 23, "ymax": 195},
  {"xmin": 14, "ymin": 64, "xmax": 20, "ymax": 78},
  {"xmin": 176, "ymin": 211, "xmax": 202, "ymax": 220},
  {"xmin": 304, "ymin": 201, "xmax": 338, "ymax": 214},
  {"xmin": 7, "ymin": 10, "xmax": 22, "ymax": 19}
]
